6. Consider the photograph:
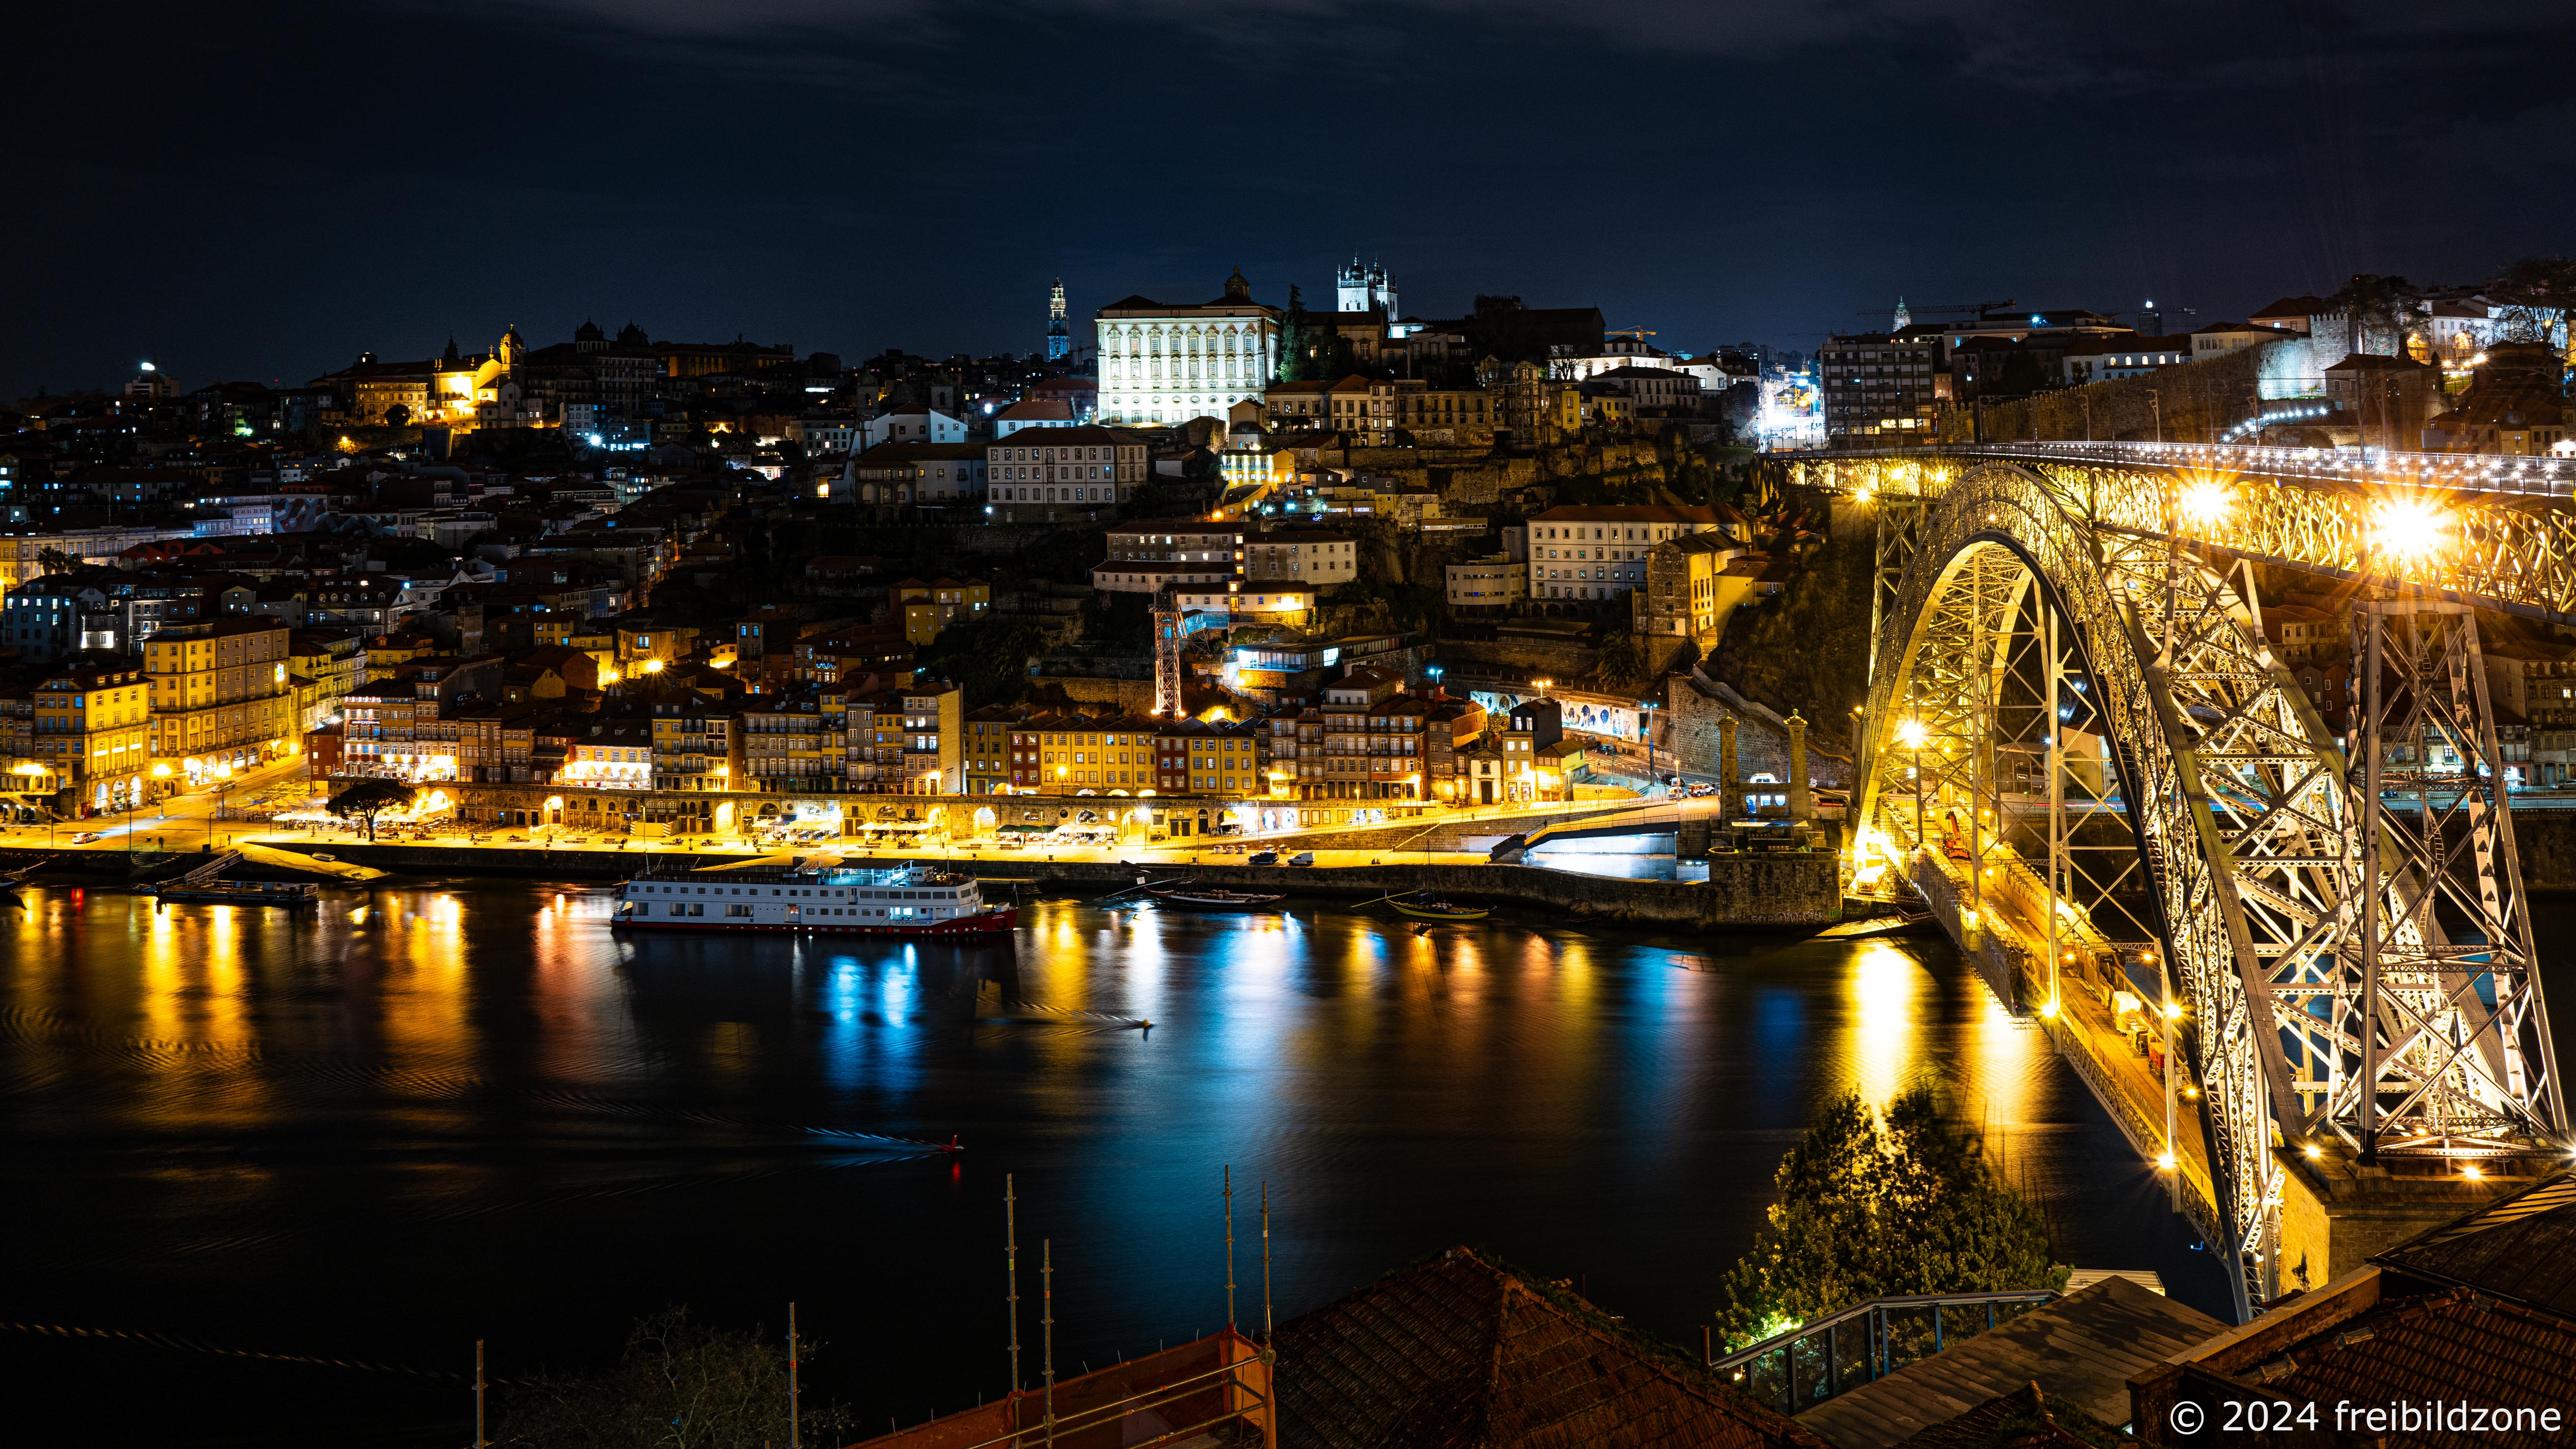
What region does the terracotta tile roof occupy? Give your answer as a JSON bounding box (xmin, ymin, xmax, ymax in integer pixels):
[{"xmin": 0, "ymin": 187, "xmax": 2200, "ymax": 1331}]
[
  {"xmin": 1274, "ymin": 1246, "xmax": 1826, "ymax": 1449},
  {"xmin": 2268, "ymin": 1286, "xmax": 2576, "ymax": 1442},
  {"xmin": 2373, "ymin": 1171, "xmax": 2576, "ymax": 1319},
  {"xmin": 1795, "ymin": 1280, "xmax": 2223, "ymax": 1449},
  {"xmin": 1889, "ymin": 1382, "xmax": 2128, "ymax": 1449}
]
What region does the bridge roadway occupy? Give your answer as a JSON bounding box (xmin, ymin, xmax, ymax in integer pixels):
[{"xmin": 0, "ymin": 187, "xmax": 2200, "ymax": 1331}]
[
  {"xmin": 1802, "ymin": 438, "xmax": 2576, "ymax": 499},
  {"xmin": 1873, "ymin": 815, "xmax": 2231, "ymax": 1260}
]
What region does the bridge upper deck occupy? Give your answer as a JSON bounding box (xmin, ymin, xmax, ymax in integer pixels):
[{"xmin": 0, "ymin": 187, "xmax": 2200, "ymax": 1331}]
[{"xmin": 1797, "ymin": 439, "xmax": 2575, "ymax": 499}]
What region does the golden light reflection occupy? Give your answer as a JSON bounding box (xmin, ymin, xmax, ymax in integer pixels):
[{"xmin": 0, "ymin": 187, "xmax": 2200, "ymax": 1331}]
[{"xmin": 1847, "ymin": 943, "xmax": 1921, "ymax": 1105}]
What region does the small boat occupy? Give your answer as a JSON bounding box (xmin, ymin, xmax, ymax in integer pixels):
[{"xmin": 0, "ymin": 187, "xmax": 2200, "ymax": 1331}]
[
  {"xmin": 152, "ymin": 879, "xmax": 322, "ymax": 909},
  {"xmin": 1154, "ymin": 888, "xmax": 1288, "ymax": 912},
  {"xmin": 1389, "ymin": 896, "xmax": 1488, "ymax": 922}
]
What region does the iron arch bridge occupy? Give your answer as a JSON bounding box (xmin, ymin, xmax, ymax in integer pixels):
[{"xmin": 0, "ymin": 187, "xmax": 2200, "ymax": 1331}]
[{"xmin": 1807, "ymin": 449, "xmax": 2567, "ymax": 1323}]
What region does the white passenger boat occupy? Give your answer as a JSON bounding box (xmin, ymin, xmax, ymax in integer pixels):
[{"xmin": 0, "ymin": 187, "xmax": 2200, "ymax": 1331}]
[{"xmin": 611, "ymin": 858, "xmax": 1016, "ymax": 938}]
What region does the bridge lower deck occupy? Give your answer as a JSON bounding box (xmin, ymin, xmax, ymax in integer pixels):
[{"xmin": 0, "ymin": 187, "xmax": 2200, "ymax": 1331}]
[{"xmin": 1875, "ymin": 807, "xmax": 2226, "ymax": 1251}]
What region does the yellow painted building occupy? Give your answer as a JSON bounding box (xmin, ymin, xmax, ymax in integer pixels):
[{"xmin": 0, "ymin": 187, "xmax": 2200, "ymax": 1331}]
[
  {"xmin": 33, "ymin": 661, "xmax": 151, "ymax": 810},
  {"xmin": 145, "ymin": 618, "xmax": 296, "ymax": 786},
  {"xmin": 894, "ymin": 579, "xmax": 990, "ymax": 646}
]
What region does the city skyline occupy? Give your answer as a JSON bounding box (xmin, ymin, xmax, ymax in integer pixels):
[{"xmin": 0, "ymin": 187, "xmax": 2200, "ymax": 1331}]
[{"xmin": 8, "ymin": 0, "xmax": 2574, "ymax": 396}]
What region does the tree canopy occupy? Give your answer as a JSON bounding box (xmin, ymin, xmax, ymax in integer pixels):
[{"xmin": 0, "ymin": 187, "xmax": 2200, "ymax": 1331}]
[
  {"xmin": 1716, "ymin": 1087, "xmax": 2067, "ymax": 1349},
  {"xmin": 502, "ymin": 1307, "xmax": 850, "ymax": 1449},
  {"xmin": 326, "ymin": 779, "xmax": 415, "ymax": 840}
]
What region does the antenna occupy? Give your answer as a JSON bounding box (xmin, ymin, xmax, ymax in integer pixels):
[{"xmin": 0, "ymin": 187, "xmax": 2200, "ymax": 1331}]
[
  {"xmin": 1260, "ymin": 1181, "xmax": 1274, "ymax": 1346},
  {"xmin": 1223, "ymin": 1166, "xmax": 1237, "ymax": 1329},
  {"xmin": 1041, "ymin": 1240, "xmax": 1056, "ymax": 1446},
  {"xmin": 1006, "ymin": 1175, "xmax": 1022, "ymax": 1395}
]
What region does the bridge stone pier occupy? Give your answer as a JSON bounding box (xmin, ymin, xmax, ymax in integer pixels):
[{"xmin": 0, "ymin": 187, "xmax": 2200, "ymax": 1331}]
[{"xmin": 1803, "ymin": 442, "xmax": 2570, "ymax": 1324}]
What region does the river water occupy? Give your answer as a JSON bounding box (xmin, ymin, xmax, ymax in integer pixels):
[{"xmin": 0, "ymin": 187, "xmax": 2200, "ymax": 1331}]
[{"xmin": 5, "ymin": 879, "xmax": 2270, "ymax": 1444}]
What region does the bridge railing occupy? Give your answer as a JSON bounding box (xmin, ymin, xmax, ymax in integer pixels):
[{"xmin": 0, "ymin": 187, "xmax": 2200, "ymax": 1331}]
[
  {"xmin": 1713, "ymin": 1289, "xmax": 2061, "ymax": 1416},
  {"xmin": 1796, "ymin": 439, "xmax": 2576, "ymax": 498}
]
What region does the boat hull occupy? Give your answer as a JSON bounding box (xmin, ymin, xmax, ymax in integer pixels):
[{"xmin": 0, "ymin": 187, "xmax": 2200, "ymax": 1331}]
[
  {"xmin": 1391, "ymin": 903, "xmax": 1488, "ymax": 921},
  {"xmin": 612, "ymin": 907, "xmax": 1019, "ymax": 938}
]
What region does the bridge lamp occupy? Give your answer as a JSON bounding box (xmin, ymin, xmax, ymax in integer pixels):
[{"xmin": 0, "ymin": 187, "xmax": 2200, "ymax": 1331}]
[
  {"xmin": 2178, "ymin": 479, "xmax": 2231, "ymax": 529},
  {"xmin": 2369, "ymin": 497, "xmax": 2449, "ymax": 566},
  {"xmin": 2156, "ymin": 1152, "xmax": 2178, "ymax": 1171}
]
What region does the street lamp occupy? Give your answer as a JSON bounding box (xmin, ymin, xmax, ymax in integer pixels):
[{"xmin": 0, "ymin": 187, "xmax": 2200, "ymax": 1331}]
[{"xmin": 1639, "ymin": 700, "xmax": 1660, "ymax": 796}]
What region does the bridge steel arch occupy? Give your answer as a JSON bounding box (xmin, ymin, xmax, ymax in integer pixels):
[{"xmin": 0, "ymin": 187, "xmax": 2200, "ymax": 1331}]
[{"xmin": 1854, "ymin": 460, "xmax": 2566, "ymax": 1323}]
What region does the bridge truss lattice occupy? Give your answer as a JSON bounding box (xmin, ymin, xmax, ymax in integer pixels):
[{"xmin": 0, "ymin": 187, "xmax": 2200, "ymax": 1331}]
[{"xmin": 1830, "ymin": 455, "xmax": 2565, "ymax": 1323}]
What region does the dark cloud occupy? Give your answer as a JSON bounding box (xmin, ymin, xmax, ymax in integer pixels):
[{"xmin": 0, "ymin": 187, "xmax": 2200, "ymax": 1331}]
[{"xmin": 5, "ymin": 0, "xmax": 2570, "ymax": 397}]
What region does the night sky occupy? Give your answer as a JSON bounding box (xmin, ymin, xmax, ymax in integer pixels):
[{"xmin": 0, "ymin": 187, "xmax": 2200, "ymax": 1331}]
[{"xmin": 9, "ymin": 0, "xmax": 2571, "ymax": 398}]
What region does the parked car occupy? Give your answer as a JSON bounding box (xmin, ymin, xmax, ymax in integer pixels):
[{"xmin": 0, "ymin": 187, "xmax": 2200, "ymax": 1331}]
[
  {"xmin": 1248, "ymin": 851, "xmax": 1278, "ymax": 866},
  {"xmin": 1286, "ymin": 851, "xmax": 1315, "ymax": 867}
]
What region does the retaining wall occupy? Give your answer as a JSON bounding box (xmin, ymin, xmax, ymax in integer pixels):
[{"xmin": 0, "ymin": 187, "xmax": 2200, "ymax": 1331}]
[{"xmin": 1, "ymin": 843, "xmax": 1842, "ymax": 928}]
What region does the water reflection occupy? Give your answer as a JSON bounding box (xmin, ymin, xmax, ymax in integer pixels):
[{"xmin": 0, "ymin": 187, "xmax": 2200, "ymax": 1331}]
[
  {"xmin": 0, "ymin": 881, "xmax": 2271, "ymax": 1447},
  {"xmin": 1848, "ymin": 942, "xmax": 1926, "ymax": 1106}
]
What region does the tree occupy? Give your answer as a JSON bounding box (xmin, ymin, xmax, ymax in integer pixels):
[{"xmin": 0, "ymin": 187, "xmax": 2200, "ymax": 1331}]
[
  {"xmin": 383, "ymin": 403, "xmax": 412, "ymax": 428},
  {"xmin": 919, "ymin": 616, "xmax": 1045, "ymax": 707},
  {"xmin": 35, "ymin": 546, "xmax": 76, "ymax": 576},
  {"xmin": 1715, "ymin": 1086, "xmax": 2066, "ymax": 1349},
  {"xmin": 326, "ymin": 779, "xmax": 415, "ymax": 841},
  {"xmin": 2331, "ymin": 273, "xmax": 2418, "ymax": 358},
  {"xmin": 502, "ymin": 1307, "xmax": 852, "ymax": 1449},
  {"xmin": 1279, "ymin": 285, "xmax": 1312, "ymax": 381},
  {"xmin": 1598, "ymin": 631, "xmax": 1648, "ymax": 691},
  {"xmin": 2490, "ymin": 256, "xmax": 2576, "ymax": 354}
]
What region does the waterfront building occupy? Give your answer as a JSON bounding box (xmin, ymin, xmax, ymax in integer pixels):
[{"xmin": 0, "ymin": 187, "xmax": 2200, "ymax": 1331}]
[
  {"xmin": 143, "ymin": 616, "xmax": 295, "ymax": 786},
  {"xmin": 1095, "ymin": 270, "xmax": 1280, "ymax": 427},
  {"xmin": 31, "ymin": 657, "xmax": 150, "ymax": 812},
  {"xmin": 961, "ymin": 703, "xmax": 1017, "ymax": 795},
  {"xmin": 898, "ymin": 681, "xmax": 964, "ymax": 794},
  {"xmin": 649, "ymin": 699, "xmax": 740, "ymax": 795},
  {"xmin": 740, "ymin": 693, "xmax": 839, "ymax": 794},
  {"xmin": 1315, "ymin": 668, "xmax": 1427, "ymax": 802}
]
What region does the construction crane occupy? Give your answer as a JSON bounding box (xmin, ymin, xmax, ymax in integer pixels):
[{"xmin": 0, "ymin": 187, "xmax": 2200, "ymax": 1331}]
[{"xmin": 1854, "ymin": 298, "xmax": 2016, "ymax": 317}]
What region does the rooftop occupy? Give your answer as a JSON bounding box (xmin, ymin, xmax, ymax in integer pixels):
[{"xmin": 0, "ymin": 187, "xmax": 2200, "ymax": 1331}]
[
  {"xmin": 1793, "ymin": 1279, "xmax": 2223, "ymax": 1449},
  {"xmin": 1276, "ymin": 1246, "xmax": 1826, "ymax": 1449}
]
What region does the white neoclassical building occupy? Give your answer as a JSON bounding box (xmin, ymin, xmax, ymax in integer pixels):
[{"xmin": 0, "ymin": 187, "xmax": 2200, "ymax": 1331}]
[{"xmin": 1095, "ymin": 270, "xmax": 1280, "ymax": 427}]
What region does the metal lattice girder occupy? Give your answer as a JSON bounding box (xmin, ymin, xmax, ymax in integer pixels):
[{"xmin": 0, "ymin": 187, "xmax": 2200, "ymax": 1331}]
[
  {"xmin": 2345, "ymin": 600, "xmax": 2565, "ymax": 1158},
  {"xmin": 1836, "ymin": 450, "xmax": 2570, "ymax": 1321},
  {"xmin": 1801, "ymin": 450, "xmax": 2576, "ymax": 624}
]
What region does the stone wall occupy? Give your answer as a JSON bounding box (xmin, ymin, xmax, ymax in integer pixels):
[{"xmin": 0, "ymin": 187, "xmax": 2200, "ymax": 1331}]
[
  {"xmin": 980, "ymin": 855, "xmax": 1841, "ymax": 927},
  {"xmin": 0, "ymin": 844, "xmax": 1840, "ymax": 926},
  {"xmin": 1431, "ymin": 633, "xmax": 1602, "ymax": 683},
  {"xmin": 1939, "ymin": 342, "xmax": 2283, "ymax": 446},
  {"xmin": 1666, "ymin": 671, "xmax": 1852, "ymax": 788}
]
